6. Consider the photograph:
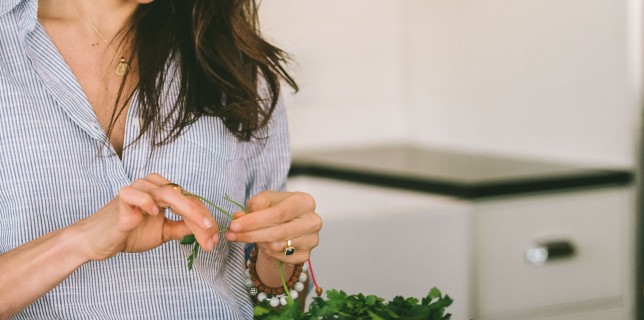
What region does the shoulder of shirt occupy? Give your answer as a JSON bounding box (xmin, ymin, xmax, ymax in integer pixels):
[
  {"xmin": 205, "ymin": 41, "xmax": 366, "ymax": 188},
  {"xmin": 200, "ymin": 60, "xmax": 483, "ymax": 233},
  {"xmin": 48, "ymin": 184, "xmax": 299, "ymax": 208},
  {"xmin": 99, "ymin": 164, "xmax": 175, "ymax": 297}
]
[{"xmin": 0, "ymin": 0, "xmax": 30, "ymax": 17}]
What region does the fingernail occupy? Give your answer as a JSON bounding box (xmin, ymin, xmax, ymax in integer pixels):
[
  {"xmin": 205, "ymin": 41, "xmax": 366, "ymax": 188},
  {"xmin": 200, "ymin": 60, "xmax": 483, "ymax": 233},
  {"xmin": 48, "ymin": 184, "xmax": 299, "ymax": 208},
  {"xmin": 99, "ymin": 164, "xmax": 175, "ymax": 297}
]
[
  {"xmin": 211, "ymin": 234, "xmax": 219, "ymax": 244},
  {"xmin": 203, "ymin": 217, "xmax": 214, "ymax": 229},
  {"xmin": 229, "ymin": 222, "xmax": 240, "ymax": 232},
  {"xmin": 226, "ymin": 232, "xmax": 236, "ymax": 241},
  {"xmin": 207, "ymin": 239, "xmax": 215, "ymax": 251},
  {"xmin": 152, "ymin": 207, "xmax": 160, "ymax": 215}
]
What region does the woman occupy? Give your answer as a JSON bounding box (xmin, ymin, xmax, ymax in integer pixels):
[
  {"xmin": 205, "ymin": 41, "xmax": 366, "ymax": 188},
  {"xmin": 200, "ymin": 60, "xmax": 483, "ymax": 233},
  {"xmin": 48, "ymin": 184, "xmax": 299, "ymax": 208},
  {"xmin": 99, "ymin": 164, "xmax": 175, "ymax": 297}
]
[{"xmin": 0, "ymin": 0, "xmax": 321, "ymax": 318}]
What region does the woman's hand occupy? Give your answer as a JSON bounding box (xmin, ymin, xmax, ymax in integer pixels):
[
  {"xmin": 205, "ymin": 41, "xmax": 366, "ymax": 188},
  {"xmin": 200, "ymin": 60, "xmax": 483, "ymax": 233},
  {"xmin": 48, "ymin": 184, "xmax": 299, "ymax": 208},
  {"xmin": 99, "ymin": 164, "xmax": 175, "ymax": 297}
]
[
  {"xmin": 72, "ymin": 173, "xmax": 220, "ymax": 261},
  {"xmin": 225, "ymin": 191, "xmax": 322, "ymax": 265}
]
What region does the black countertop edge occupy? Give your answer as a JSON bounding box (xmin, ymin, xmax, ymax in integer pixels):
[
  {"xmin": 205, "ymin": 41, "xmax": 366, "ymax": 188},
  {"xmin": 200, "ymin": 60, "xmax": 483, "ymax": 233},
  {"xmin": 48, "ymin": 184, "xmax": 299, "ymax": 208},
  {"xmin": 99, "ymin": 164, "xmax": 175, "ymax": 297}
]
[{"xmin": 288, "ymin": 165, "xmax": 634, "ymax": 199}]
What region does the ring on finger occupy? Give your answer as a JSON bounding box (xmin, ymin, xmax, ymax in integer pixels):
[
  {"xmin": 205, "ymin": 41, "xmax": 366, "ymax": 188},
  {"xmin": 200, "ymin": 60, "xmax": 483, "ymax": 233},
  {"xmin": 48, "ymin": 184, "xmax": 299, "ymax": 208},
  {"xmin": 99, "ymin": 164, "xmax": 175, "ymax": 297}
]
[
  {"xmin": 284, "ymin": 239, "xmax": 296, "ymax": 256},
  {"xmin": 164, "ymin": 183, "xmax": 184, "ymax": 193}
]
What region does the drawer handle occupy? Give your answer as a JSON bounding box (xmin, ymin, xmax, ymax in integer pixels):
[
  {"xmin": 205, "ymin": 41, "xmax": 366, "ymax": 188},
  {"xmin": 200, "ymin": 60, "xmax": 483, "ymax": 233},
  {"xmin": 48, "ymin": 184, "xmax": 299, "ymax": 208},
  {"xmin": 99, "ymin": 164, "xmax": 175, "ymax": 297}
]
[{"xmin": 526, "ymin": 240, "xmax": 576, "ymax": 266}]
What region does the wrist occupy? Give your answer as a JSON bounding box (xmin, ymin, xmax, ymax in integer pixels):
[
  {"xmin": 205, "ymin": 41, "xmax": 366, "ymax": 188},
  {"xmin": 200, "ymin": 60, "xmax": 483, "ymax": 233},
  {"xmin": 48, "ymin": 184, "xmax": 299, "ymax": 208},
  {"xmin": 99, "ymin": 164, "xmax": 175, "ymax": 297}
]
[
  {"xmin": 57, "ymin": 224, "xmax": 93, "ymax": 266},
  {"xmin": 246, "ymin": 246, "xmax": 307, "ymax": 307},
  {"xmin": 255, "ymin": 248, "xmax": 293, "ymax": 288},
  {"xmin": 68, "ymin": 212, "xmax": 125, "ymax": 262},
  {"xmin": 0, "ymin": 223, "xmax": 90, "ymax": 316}
]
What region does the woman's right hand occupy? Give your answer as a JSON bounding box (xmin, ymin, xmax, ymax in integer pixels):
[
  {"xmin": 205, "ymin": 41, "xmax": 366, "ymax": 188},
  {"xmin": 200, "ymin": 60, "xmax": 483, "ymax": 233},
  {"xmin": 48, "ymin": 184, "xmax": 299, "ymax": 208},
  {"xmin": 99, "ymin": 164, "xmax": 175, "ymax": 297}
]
[
  {"xmin": 0, "ymin": 173, "xmax": 220, "ymax": 318},
  {"xmin": 71, "ymin": 173, "xmax": 220, "ymax": 261}
]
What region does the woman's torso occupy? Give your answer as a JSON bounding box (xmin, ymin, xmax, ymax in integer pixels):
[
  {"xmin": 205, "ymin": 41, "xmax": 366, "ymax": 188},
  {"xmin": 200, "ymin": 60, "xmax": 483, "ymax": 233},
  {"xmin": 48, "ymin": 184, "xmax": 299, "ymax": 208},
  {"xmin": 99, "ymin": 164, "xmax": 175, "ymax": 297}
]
[{"xmin": 0, "ymin": 1, "xmax": 291, "ymax": 318}]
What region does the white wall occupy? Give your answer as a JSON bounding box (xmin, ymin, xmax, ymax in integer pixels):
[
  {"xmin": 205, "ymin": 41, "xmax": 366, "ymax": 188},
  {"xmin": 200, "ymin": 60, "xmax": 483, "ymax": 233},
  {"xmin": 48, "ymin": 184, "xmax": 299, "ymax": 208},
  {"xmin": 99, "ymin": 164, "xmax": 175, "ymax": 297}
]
[
  {"xmin": 260, "ymin": 1, "xmax": 641, "ymax": 167},
  {"xmin": 403, "ymin": 0, "xmax": 640, "ymax": 166},
  {"xmin": 260, "ymin": 1, "xmax": 409, "ymax": 151}
]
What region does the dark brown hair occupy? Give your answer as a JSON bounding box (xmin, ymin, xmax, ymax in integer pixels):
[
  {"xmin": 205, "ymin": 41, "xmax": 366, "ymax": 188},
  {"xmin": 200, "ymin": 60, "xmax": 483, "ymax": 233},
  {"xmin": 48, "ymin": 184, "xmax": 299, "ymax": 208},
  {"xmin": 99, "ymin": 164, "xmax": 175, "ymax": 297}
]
[{"xmin": 109, "ymin": 0, "xmax": 297, "ymax": 146}]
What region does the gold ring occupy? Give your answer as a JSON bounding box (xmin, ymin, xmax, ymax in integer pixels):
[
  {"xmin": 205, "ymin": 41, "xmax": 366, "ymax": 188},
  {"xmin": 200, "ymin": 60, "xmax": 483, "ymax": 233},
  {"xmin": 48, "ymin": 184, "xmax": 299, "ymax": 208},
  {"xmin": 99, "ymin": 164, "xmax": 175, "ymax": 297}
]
[
  {"xmin": 284, "ymin": 239, "xmax": 295, "ymax": 256},
  {"xmin": 164, "ymin": 183, "xmax": 183, "ymax": 193}
]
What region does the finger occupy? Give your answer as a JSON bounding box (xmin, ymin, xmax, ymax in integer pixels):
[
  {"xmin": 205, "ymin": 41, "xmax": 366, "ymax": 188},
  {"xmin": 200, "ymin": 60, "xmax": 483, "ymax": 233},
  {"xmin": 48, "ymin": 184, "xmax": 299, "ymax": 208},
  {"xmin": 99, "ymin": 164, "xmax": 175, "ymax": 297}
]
[
  {"xmin": 142, "ymin": 174, "xmax": 197, "ymax": 200},
  {"xmin": 139, "ymin": 174, "xmax": 190, "ymax": 209},
  {"xmin": 116, "ymin": 186, "xmax": 158, "ymax": 232},
  {"xmin": 245, "ymin": 191, "xmax": 298, "ymax": 212},
  {"xmin": 162, "ymin": 219, "xmax": 192, "ymax": 242},
  {"xmin": 261, "ymin": 232, "xmax": 320, "ymax": 254},
  {"xmin": 245, "ymin": 192, "xmax": 273, "ymax": 212},
  {"xmin": 130, "ymin": 178, "xmax": 161, "ymax": 192},
  {"xmin": 143, "ymin": 173, "xmax": 174, "ymax": 187},
  {"xmin": 130, "ymin": 178, "xmax": 195, "ymax": 219},
  {"xmin": 137, "ymin": 175, "xmax": 220, "ymax": 250},
  {"xmin": 143, "ymin": 175, "xmax": 220, "ymax": 235},
  {"xmin": 132, "ymin": 178, "xmax": 216, "ymax": 232},
  {"xmin": 140, "ymin": 173, "xmax": 195, "ymax": 205},
  {"xmin": 118, "ymin": 185, "xmax": 160, "ymax": 216},
  {"xmin": 129, "ymin": 178, "xmax": 169, "ymax": 209},
  {"xmin": 230, "ymin": 192, "xmax": 316, "ymax": 233},
  {"xmin": 257, "ymin": 245, "xmax": 312, "ymax": 265},
  {"xmin": 131, "ymin": 178, "xmax": 188, "ymax": 218},
  {"xmin": 148, "ymin": 185, "xmax": 215, "ymax": 230},
  {"xmin": 226, "ymin": 211, "xmax": 322, "ymax": 243},
  {"xmin": 183, "ymin": 215, "xmax": 220, "ymax": 251}
]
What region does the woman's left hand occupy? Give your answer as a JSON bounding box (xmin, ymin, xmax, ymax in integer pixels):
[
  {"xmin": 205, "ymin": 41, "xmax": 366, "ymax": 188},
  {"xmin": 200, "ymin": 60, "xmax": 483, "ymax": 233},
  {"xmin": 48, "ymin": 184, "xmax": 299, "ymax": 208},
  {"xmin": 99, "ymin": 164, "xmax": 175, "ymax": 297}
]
[{"xmin": 224, "ymin": 191, "xmax": 322, "ymax": 265}]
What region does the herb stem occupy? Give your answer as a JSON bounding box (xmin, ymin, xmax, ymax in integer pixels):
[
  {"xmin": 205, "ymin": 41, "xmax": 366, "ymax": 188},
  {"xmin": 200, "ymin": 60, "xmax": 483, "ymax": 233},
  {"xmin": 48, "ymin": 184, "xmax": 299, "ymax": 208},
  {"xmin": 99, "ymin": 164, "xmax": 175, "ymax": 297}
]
[
  {"xmin": 187, "ymin": 193, "xmax": 235, "ymax": 220},
  {"xmin": 279, "ymin": 260, "xmax": 294, "ymax": 303},
  {"xmin": 182, "ymin": 191, "xmax": 297, "ymax": 307},
  {"xmin": 224, "ymin": 194, "xmax": 249, "ymax": 214}
]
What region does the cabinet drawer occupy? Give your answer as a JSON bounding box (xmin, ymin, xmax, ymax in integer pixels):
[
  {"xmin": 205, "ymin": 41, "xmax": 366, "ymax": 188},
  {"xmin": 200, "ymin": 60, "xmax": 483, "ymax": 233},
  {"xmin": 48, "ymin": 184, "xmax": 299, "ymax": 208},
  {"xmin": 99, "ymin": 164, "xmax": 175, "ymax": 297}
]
[
  {"xmin": 527, "ymin": 306, "xmax": 623, "ymax": 320},
  {"xmin": 473, "ymin": 188, "xmax": 627, "ymax": 316},
  {"xmin": 483, "ymin": 304, "xmax": 623, "ymax": 320}
]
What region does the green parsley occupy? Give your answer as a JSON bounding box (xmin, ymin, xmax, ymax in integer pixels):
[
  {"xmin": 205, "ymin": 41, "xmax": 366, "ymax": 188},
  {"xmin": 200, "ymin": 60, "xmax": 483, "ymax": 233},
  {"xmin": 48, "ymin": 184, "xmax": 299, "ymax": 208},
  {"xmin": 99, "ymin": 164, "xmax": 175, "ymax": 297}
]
[{"xmin": 253, "ymin": 287, "xmax": 453, "ymax": 320}]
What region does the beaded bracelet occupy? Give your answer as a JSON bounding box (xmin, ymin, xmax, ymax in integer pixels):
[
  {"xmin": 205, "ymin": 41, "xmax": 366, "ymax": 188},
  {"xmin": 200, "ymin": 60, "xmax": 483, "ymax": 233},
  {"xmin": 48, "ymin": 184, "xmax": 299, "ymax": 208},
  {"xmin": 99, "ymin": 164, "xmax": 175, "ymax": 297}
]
[{"xmin": 245, "ymin": 246, "xmax": 309, "ymax": 307}]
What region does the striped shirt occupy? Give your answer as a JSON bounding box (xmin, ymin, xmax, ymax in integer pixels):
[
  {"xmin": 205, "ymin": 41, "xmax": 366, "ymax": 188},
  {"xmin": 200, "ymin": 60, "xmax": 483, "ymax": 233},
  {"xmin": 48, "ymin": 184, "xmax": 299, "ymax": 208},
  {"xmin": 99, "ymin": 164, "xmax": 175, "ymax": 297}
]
[{"xmin": 0, "ymin": 0, "xmax": 291, "ymax": 318}]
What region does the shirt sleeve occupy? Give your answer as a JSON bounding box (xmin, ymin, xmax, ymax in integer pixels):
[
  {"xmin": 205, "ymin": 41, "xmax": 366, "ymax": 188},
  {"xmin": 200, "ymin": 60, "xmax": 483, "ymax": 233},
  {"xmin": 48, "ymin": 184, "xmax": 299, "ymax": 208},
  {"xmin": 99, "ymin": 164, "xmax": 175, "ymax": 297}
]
[{"xmin": 243, "ymin": 93, "xmax": 291, "ymax": 199}]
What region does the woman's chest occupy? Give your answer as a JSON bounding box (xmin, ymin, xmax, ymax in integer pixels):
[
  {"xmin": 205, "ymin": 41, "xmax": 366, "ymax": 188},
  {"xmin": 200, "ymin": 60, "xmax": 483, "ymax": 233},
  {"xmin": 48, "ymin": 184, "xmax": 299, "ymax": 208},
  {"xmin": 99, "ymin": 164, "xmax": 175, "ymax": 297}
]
[
  {"xmin": 0, "ymin": 86, "xmax": 249, "ymax": 237},
  {"xmin": 39, "ymin": 17, "xmax": 137, "ymax": 157}
]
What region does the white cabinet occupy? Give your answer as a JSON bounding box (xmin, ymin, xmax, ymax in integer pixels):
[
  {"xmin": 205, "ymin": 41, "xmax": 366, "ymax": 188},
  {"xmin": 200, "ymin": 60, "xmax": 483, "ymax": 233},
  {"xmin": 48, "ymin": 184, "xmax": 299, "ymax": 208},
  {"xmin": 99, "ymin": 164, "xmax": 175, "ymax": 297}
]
[
  {"xmin": 473, "ymin": 188, "xmax": 635, "ymax": 319},
  {"xmin": 287, "ymin": 176, "xmax": 473, "ymax": 318},
  {"xmin": 288, "ymin": 176, "xmax": 635, "ymax": 320}
]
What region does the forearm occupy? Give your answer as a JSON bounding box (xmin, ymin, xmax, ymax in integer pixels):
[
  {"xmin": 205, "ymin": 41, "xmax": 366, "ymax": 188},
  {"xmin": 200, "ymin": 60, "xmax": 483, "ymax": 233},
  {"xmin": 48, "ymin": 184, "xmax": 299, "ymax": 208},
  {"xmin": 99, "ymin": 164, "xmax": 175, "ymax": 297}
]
[{"xmin": 0, "ymin": 225, "xmax": 88, "ymax": 319}]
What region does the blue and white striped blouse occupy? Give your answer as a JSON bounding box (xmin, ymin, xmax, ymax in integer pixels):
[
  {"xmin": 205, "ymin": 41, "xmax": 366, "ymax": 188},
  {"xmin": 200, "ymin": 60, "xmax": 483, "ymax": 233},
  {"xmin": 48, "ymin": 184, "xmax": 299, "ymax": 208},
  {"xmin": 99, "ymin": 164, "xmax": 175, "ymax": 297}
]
[{"xmin": 0, "ymin": 0, "xmax": 291, "ymax": 318}]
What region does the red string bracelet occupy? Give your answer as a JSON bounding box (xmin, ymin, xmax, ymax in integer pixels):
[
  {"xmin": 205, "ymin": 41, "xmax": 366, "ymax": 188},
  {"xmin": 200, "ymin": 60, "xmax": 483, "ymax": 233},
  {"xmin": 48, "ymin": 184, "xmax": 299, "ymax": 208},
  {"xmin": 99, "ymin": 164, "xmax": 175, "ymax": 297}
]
[{"xmin": 307, "ymin": 259, "xmax": 323, "ymax": 297}]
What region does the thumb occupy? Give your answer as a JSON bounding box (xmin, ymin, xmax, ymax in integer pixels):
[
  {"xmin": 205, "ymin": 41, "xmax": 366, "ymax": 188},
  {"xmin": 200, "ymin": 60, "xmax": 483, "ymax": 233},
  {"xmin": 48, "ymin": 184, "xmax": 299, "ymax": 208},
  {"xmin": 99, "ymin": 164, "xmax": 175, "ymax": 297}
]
[{"xmin": 162, "ymin": 219, "xmax": 192, "ymax": 242}]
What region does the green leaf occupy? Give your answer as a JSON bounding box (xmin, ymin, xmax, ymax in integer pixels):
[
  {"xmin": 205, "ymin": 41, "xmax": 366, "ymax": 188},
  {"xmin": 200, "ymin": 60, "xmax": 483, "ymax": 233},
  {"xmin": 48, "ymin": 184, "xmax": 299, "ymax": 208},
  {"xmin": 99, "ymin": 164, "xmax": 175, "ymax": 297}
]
[
  {"xmin": 180, "ymin": 234, "xmax": 196, "ymax": 245},
  {"xmin": 178, "ymin": 194, "xmax": 454, "ymax": 319},
  {"xmin": 186, "ymin": 255, "xmax": 194, "ymax": 271},
  {"xmin": 367, "ymin": 310, "xmax": 387, "ymax": 320},
  {"xmin": 253, "ymin": 305, "xmax": 271, "ymax": 316},
  {"xmin": 325, "ymin": 289, "xmax": 347, "ymax": 301},
  {"xmin": 314, "ymin": 289, "xmax": 452, "ymax": 319},
  {"xmin": 429, "ymin": 287, "xmax": 442, "ymax": 299},
  {"xmin": 186, "ymin": 242, "xmax": 199, "ymax": 271}
]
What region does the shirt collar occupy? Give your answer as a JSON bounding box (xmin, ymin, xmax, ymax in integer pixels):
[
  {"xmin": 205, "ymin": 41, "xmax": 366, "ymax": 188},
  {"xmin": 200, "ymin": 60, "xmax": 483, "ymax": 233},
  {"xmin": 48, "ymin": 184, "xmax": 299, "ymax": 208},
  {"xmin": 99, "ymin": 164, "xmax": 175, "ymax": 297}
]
[
  {"xmin": 1, "ymin": 0, "xmax": 38, "ymax": 32},
  {"xmin": 0, "ymin": 0, "xmax": 24, "ymax": 16}
]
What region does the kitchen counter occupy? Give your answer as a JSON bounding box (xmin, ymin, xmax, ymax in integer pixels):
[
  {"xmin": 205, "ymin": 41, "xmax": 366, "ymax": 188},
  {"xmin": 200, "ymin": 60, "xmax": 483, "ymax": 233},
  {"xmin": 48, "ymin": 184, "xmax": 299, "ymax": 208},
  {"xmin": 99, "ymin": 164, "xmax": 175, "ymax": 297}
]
[{"xmin": 289, "ymin": 145, "xmax": 633, "ymax": 199}]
